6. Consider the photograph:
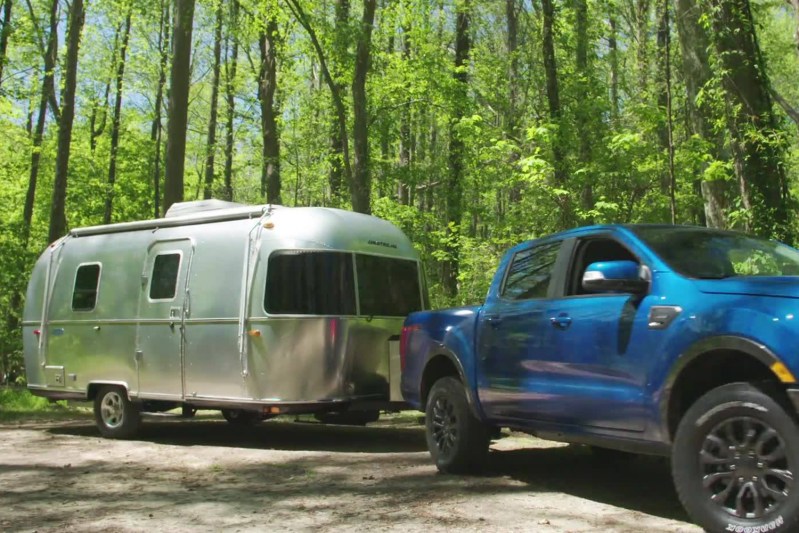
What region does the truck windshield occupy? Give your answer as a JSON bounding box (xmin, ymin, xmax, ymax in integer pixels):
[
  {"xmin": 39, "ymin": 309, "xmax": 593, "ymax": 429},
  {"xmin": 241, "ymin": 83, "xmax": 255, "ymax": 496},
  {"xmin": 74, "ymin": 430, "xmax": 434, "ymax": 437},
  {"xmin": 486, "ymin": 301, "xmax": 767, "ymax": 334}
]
[{"xmin": 632, "ymin": 227, "xmax": 799, "ymax": 279}]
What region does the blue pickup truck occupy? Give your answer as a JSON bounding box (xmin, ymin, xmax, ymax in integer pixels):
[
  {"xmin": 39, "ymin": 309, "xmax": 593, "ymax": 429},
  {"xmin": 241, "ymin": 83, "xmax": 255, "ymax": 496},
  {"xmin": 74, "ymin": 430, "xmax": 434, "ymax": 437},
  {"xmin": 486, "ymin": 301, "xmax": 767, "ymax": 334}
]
[{"xmin": 400, "ymin": 224, "xmax": 799, "ymax": 533}]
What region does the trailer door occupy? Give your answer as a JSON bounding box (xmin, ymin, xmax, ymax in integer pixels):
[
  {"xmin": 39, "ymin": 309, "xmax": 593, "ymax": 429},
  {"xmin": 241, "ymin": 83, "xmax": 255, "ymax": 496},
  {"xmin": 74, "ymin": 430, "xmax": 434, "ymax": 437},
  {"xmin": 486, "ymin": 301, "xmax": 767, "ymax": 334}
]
[{"xmin": 136, "ymin": 239, "xmax": 194, "ymax": 399}]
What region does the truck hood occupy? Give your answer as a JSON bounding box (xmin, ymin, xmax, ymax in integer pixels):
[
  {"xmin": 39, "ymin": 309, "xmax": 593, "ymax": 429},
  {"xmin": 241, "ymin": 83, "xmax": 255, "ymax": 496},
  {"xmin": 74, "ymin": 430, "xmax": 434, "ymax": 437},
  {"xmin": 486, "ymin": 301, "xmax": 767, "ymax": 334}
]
[{"xmin": 694, "ymin": 277, "xmax": 799, "ymax": 299}]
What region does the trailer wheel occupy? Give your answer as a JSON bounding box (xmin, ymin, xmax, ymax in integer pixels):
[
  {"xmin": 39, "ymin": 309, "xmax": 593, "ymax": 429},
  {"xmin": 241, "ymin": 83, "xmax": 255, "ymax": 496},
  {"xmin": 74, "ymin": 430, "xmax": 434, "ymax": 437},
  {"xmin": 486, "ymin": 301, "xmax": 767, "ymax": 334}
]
[
  {"xmin": 221, "ymin": 409, "xmax": 262, "ymax": 425},
  {"xmin": 425, "ymin": 376, "xmax": 490, "ymax": 474},
  {"xmin": 94, "ymin": 386, "xmax": 142, "ymax": 439}
]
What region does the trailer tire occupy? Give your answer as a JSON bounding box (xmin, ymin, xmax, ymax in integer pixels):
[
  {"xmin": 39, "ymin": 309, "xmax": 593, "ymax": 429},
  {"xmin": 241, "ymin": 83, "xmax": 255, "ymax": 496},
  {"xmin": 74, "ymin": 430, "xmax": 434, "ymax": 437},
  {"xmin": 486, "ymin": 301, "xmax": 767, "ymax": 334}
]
[
  {"xmin": 425, "ymin": 376, "xmax": 490, "ymax": 474},
  {"xmin": 94, "ymin": 386, "xmax": 142, "ymax": 439},
  {"xmin": 221, "ymin": 409, "xmax": 262, "ymax": 425}
]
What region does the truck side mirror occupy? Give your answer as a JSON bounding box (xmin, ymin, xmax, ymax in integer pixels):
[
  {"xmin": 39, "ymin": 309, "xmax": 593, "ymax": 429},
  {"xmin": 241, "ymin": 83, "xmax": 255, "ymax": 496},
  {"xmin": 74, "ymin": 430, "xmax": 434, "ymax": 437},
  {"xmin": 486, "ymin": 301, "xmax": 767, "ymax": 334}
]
[{"xmin": 582, "ymin": 260, "xmax": 649, "ymax": 294}]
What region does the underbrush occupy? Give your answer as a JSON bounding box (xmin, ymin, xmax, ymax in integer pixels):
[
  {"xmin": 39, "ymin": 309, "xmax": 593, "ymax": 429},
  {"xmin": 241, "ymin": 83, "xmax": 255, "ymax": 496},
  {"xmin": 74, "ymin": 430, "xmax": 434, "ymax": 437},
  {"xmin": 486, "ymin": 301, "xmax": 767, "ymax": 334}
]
[{"xmin": 0, "ymin": 386, "xmax": 87, "ymax": 422}]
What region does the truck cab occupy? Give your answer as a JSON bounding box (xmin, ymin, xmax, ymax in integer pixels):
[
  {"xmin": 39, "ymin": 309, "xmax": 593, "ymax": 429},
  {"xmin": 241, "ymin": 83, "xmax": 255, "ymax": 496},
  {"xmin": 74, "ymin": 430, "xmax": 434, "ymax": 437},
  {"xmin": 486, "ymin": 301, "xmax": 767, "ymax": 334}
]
[{"xmin": 401, "ymin": 224, "xmax": 799, "ymax": 533}]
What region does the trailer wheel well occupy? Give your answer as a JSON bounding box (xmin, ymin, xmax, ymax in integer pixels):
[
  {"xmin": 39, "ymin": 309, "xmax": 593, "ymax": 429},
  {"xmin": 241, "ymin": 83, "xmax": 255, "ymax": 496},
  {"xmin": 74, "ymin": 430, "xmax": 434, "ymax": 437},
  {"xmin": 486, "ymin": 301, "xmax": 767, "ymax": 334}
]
[
  {"xmin": 421, "ymin": 355, "xmax": 460, "ymax": 407},
  {"xmin": 666, "ymin": 350, "xmax": 780, "ymax": 440},
  {"xmin": 87, "ymin": 383, "xmax": 130, "ymax": 401}
]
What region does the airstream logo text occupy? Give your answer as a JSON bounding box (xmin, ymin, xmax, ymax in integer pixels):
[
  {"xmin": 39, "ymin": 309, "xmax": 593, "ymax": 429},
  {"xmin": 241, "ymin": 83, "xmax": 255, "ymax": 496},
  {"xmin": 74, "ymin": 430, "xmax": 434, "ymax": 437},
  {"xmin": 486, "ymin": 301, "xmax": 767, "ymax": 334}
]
[{"xmin": 367, "ymin": 240, "xmax": 397, "ymax": 249}]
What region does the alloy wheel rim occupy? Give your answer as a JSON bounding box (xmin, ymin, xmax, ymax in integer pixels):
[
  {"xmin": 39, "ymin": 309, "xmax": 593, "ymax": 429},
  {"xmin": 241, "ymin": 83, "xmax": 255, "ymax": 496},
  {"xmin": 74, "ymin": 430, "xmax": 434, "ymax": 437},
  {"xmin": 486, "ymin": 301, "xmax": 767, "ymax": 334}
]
[
  {"xmin": 431, "ymin": 396, "xmax": 457, "ymax": 455},
  {"xmin": 699, "ymin": 416, "xmax": 793, "ymax": 519},
  {"xmin": 100, "ymin": 391, "xmax": 124, "ymax": 429}
]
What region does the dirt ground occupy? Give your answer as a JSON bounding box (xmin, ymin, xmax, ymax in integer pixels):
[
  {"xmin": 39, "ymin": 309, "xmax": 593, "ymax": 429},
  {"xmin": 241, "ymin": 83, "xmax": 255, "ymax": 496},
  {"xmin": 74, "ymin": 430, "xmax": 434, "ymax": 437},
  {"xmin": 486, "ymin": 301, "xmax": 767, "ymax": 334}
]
[{"xmin": 0, "ymin": 414, "xmax": 700, "ymax": 532}]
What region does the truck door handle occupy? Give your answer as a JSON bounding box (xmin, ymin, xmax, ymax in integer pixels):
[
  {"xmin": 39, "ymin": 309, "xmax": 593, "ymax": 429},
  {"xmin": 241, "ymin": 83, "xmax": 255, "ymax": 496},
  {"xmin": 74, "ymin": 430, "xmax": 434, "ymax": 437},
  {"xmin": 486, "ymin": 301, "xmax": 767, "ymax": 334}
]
[
  {"xmin": 550, "ymin": 314, "xmax": 572, "ymax": 329},
  {"xmin": 485, "ymin": 315, "xmax": 503, "ymax": 327}
]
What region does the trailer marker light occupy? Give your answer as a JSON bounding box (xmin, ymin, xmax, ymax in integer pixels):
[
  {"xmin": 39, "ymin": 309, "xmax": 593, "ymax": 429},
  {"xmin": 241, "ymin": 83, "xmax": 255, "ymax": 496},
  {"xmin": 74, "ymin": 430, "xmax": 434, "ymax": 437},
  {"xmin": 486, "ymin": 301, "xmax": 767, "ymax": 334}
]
[
  {"xmin": 263, "ymin": 221, "xmax": 275, "ymax": 229},
  {"xmin": 33, "ymin": 329, "xmax": 41, "ymax": 336},
  {"xmin": 248, "ymin": 330, "xmax": 262, "ymax": 337}
]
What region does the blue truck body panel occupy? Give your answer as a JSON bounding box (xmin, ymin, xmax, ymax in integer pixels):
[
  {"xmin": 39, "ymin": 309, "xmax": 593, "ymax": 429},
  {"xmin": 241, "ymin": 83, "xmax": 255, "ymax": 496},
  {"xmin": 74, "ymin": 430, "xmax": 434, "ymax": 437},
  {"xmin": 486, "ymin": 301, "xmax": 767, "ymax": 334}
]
[{"xmin": 400, "ymin": 224, "xmax": 799, "ymax": 452}]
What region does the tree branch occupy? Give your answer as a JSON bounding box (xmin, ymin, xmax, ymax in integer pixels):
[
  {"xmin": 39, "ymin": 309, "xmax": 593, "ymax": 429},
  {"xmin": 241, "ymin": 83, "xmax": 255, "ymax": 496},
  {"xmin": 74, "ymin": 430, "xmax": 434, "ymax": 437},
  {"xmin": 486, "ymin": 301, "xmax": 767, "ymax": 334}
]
[{"xmin": 771, "ymin": 86, "xmax": 799, "ymax": 128}]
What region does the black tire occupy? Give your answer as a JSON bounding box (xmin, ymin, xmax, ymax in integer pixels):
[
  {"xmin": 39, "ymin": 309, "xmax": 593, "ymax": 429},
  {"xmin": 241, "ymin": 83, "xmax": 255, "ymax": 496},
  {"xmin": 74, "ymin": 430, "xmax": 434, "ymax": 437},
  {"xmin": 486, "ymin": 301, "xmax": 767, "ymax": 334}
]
[
  {"xmin": 221, "ymin": 409, "xmax": 262, "ymax": 425},
  {"xmin": 94, "ymin": 386, "xmax": 142, "ymax": 439},
  {"xmin": 672, "ymin": 382, "xmax": 799, "ymax": 533},
  {"xmin": 314, "ymin": 410, "xmax": 381, "ymax": 426},
  {"xmin": 425, "ymin": 376, "xmax": 490, "ymax": 474}
]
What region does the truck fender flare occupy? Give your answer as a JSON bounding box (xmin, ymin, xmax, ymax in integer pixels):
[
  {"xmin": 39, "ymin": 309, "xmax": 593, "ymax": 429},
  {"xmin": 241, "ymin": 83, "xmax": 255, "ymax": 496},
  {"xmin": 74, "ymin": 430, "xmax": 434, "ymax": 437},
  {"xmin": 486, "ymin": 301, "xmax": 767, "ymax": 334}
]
[
  {"xmin": 423, "ymin": 346, "xmax": 484, "ymax": 421},
  {"xmin": 659, "ymin": 335, "xmax": 785, "ymax": 441}
]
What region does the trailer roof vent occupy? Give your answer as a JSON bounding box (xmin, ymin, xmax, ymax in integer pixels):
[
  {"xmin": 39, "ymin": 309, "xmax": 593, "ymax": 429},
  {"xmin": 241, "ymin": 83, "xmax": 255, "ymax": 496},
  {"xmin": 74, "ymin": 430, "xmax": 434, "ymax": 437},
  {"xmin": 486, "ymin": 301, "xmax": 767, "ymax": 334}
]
[{"xmin": 164, "ymin": 200, "xmax": 248, "ymax": 219}]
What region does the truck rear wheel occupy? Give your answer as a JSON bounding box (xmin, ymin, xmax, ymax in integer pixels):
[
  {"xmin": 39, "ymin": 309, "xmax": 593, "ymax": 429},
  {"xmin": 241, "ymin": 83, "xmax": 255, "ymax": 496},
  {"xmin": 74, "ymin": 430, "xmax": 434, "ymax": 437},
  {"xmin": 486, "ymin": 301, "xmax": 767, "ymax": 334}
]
[
  {"xmin": 425, "ymin": 376, "xmax": 490, "ymax": 474},
  {"xmin": 672, "ymin": 382, "xmax": 799, "ymax": 533},
  {"xmin": 94, "ymin": 386, "xmax": 141, "ymax": 439}
]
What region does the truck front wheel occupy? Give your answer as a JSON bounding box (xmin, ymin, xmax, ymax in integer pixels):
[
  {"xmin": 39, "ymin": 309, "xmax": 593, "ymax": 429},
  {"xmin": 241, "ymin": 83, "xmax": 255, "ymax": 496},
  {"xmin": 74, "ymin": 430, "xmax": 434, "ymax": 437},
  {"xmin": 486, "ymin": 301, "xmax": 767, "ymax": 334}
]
[
  {"xmin": 672, "ymin": 382, "xmax": 799, "ymax": 533},
  {"xmin": 94, "ymin": 386, "xmax": 142, "ymax": 439},
  {"xmin": 425, "ymin": 376, "xmax": 490, "ymax": 474}
]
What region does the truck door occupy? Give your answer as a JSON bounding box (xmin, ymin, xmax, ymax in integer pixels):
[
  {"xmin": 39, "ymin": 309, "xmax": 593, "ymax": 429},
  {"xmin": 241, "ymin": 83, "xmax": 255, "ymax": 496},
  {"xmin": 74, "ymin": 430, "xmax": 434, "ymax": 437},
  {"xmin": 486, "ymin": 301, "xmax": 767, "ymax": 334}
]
[{"xmin": 136, "ymin": 239, "xmax": 194, "ymax": 399}]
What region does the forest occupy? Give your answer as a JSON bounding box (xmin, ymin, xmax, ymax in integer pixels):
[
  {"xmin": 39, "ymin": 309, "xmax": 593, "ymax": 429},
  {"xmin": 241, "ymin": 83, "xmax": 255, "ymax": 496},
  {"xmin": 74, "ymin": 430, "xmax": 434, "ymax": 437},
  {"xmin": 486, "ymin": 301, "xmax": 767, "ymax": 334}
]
[{"xmin": 1, "ymin": 0, "xmax": 798, "ymax": 379}]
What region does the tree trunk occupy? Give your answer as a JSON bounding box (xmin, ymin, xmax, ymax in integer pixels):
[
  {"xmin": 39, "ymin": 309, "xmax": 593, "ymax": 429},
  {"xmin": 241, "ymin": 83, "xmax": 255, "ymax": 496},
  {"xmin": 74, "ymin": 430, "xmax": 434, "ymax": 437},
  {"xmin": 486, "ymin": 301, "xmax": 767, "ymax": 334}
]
[
  {"xmin": 398, "ymin": 22, "xmax": 412, "ymax": 205},
  {"xmin": 675, "ymin": 0, "xmax": 728, "ymax": 227},
  {"xmin": 151, "ymin": 0, "xmax": 170, "ymax": 218},
  {"xmin": 789, "ymin": 0, "xmax": 799, "ymax": 59},
  {"xmin": 574, "ymin": 0, "xmax": 593, "ymax": 218},
  {"xmin": 222, "ymin": 0, "xmax": 239, "ymax": 202},
  {"xmin": 541, "ymin": 0, "xmax": 568, "ymax": 224},
  {"xmin": 163, "ymin": 0, "xmax": 196, "ymax": 214},
  {"xmin": 707, "ymin": 0, "xmax": 788, "ymax": 237},
  {"xmin": 203, "ymin": 3, "xmax": 223, "ymax": 200},
  {"xmin": 328, "ymin": 0, "xmax": 349, "ymax": 206},
  {"xmin": 258, "ymin": 16, "xmax": 281, "ymax": 204},
  {"xmin": 286, "ymin": 0, "xmax": 353, "ymax": 204},
  {"xmin": 103, "ymin": 9, "xmax": 132, "ymax": 224},
  {"xmin": 635, "ymin": 0, "xmax": 651, "ymax": 92},
  {"xmin": 350, "ymin": 0, "xmax": 376, "ymax": 214},
  {"xmin": 48, "ymin": 0, "xmax": 84, "ymax": 242},
  {"xmin": 657, "ymin": 0, "xmax": 676, "ymax": 222},
  {"xmin": 23, "ymin": 0, "xmax": 58, "ymax": 243},
  {"xmin": 0, "ymin": 0, "xmax": 12, "ymax": 89},
  {"xmin": 443, "ymin": 1, "xmax": 471, "ymax": 299},
  {"xmin": 608, "ymin": 6, "xmax": 619, "ymax": 121},
  {"xmin": 505, "ymin": 0, "xmax": 521, "ymax": 209},
  {"xmin": 89, "ymin": 26, "xmax": 116, "ymax": 153}
]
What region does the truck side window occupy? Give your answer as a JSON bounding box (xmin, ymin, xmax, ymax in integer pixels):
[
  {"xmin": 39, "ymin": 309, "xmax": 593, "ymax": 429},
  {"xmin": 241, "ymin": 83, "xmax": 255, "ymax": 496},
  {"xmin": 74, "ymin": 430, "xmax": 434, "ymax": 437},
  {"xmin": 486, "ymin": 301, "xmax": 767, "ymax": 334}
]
[
  {"xmin": 265, "ymin": 251, "xmax": 356, "ymax": 315},
  {"xmin": 150, "ymin": 253, "xmax": 181, "ymax": 300},
  {"xmin": 568, "ymin": 238, "xmax": 638, "ymax": 295},
  {"xmin": 501, "ymin": 242, "xmax": 560, "ymax": 300},
  {"xmin": 72, "ymin": 263, "xmax": 101, "ymax": 311}
]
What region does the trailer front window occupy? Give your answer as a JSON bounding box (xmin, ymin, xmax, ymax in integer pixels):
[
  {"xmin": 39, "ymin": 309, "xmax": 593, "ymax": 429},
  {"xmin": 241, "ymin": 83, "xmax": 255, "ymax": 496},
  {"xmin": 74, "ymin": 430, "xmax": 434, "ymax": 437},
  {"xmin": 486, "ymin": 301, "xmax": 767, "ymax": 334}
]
[
  {"xmin": 72, "ymin": 263, "xmax": 101, "ymax": 311},
  {"xmin": 265, "ymin": 251, "xmax": 356, "ymax": 315},
  {"xmin": 356, "ymin": 255, "xmax": 422, "ymax": 317}
]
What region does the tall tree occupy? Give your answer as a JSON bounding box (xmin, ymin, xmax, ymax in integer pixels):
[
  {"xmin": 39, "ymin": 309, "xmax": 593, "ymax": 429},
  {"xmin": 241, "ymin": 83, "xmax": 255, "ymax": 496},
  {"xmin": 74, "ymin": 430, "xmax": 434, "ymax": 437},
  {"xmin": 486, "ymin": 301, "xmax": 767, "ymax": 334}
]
[
  {"xmin": 541, "ymin": 0, "xmax": 568, "ymax": 222},
  {"xmin": 258, "ymin": 13, "xmax": 281, "ymax": 203},
  {"xmin": 398, "ymin": 19, "xmax": 412, "ymax": 205},
  {"xmin": 163, "ymin": 0, "xmax": 196, "ymax": 213},
  {"xmin": 103, "ymin": 8, "xmax": 133, "ymax": 224},
  {"xmin": 504, "ymin": 0, "xmax": 521, "ymax": 212},
  {"xmin": 657, "ymin": 0, "xmax": 676, "ymax": 222},
  {"xmin": 442, "ymin": 0, "xmax": 470, "ymax": 298},
  {"xmin": 88, "ymin": 26, "xmax": 116, "ymax": 153},
  {"xmin": 607, "ymin": 1, "xmax": 619, "ymax": 120},
  {"xmin": 203, "ymin": 2, "xmax": 223, "ymax": 200},
  {"xmin": 706, "ymin": 0, "xmax": 789, "ymax": 237},
  {"xmin": 0, "ymin": 0, "xmax": 12, "ymax": 89},
  {"xmin": 22, "ymin": 0, "xmax": 58, "ymax": 243},
  {"xmin": 328, "ymin": 0, "xmax": 349, "ymax": 206},
  {"xmin": 350, "ymin": 0, "xmax": 376, "ymax": 213},
  {"xmin": 790, "ymin": 0, "xmax": 799, "ymax": 59},
  {"xmin": 48, "ymin": 0, "xmax": 85, "ymax": 242},
  {"xmin": 222, "ymin": 0, "xmax": 239, "ymax": 201},
  {"xmin": 151, "ymin": 0, "xmax": 171, "ymax": 217},
  {"xmin": 574, "ymin": 0, "xmax": 593, "ymax": 217}
]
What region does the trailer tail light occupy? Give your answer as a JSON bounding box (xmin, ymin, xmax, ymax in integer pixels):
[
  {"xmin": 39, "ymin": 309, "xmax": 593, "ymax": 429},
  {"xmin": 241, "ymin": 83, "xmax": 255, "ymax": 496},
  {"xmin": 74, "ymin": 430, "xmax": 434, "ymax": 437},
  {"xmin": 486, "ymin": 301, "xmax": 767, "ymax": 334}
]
[
  {"xmin": 399, "ymin": 325, "xmax": 420, "ymax": 371},
  {"xmin": 33, "ymin": 329, "xmax": 41, "ymax": 336}
]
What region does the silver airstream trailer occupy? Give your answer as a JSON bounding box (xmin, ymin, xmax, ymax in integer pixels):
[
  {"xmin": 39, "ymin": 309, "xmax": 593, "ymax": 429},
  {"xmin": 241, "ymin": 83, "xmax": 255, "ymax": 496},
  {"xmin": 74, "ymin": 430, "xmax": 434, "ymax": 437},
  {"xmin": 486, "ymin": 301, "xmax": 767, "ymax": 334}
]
[{"xmin": 23, "ymin": 200, "xmax": 427, "ymax": 438}]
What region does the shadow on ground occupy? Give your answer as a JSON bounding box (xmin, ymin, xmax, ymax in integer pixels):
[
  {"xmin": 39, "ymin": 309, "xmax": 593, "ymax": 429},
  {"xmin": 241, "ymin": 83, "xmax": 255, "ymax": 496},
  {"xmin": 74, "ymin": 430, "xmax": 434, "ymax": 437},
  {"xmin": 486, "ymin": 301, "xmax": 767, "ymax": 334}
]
[{"xmin": 40, "ymin": 418, "xmax": 690, "ymax": 524}]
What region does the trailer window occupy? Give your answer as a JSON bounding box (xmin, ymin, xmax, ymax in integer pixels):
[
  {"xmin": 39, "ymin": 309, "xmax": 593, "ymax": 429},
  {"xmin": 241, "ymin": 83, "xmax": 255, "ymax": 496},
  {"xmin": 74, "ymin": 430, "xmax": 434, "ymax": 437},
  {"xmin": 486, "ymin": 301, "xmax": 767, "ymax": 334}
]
[
  {"xmin": 150, "ymin": 253, "xmax": 181, "ymax": 300},
  {"xmin": 356, "ymin": 255, "xmax": 422, "ymax": 317},
  {"xmin": 72, "ymin": 263, "xmax": 101, "ymax": 311},
  {"xmin": 265, "ymin": 251, "xmax": 356, "ymax": 315}
]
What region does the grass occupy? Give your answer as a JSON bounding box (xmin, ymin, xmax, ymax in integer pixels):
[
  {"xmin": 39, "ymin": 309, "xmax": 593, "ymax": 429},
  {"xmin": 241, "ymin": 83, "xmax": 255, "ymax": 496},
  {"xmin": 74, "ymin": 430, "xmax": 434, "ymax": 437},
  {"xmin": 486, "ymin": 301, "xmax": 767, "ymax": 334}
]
[{"xmin": 0, "ymin": 386, "xmax": 89, "ymax": 422}]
